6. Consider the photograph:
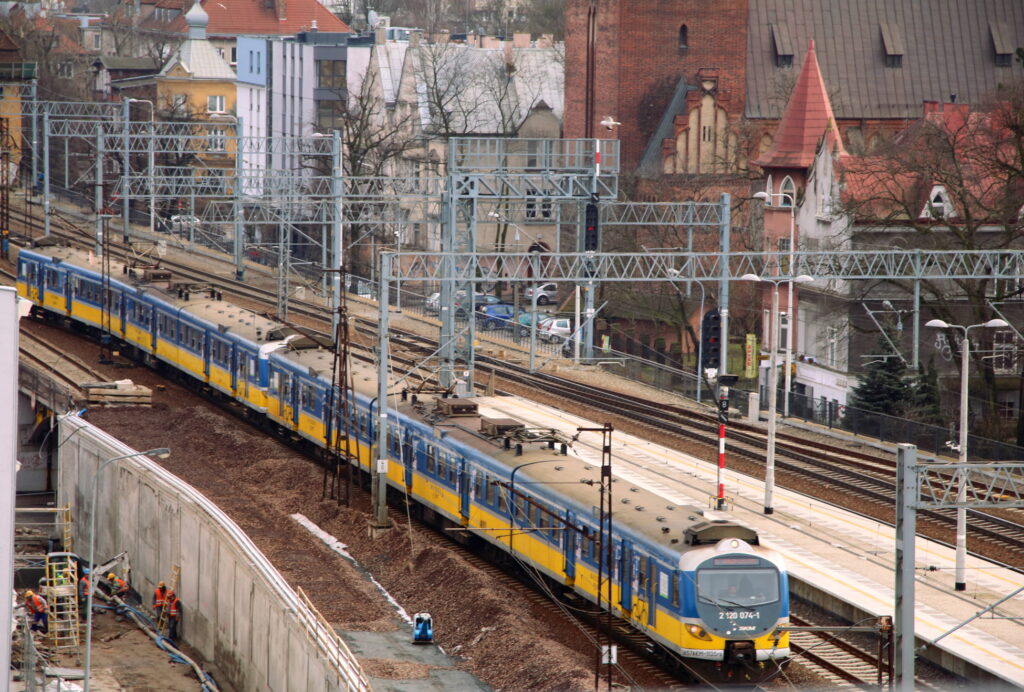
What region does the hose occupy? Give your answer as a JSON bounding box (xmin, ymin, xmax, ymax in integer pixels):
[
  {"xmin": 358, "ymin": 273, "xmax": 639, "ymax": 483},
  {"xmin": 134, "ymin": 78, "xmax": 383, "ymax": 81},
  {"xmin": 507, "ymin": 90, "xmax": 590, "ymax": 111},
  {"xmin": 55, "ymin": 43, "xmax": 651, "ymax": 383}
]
[{"xmin": 94, "ymin": 595, "xmax": 220, "ymax": 691}]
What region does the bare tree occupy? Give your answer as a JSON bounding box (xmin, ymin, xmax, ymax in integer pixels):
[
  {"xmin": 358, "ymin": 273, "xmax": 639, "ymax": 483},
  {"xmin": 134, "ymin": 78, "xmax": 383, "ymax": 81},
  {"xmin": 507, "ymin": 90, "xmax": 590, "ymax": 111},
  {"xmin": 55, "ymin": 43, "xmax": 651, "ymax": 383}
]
[{"xmin": 838, "ymin": 80, "xmax": 1024, "ymax": 435}]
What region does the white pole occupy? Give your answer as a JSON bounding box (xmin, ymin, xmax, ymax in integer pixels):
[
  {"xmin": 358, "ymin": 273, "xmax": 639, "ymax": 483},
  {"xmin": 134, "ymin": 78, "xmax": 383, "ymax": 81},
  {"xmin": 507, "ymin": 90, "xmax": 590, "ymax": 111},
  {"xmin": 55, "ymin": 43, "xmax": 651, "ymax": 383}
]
[
  {"xmin": 764, "ymin": 282, "xmax": 779, "ymax": 514},
  {"xmin": 783, "ymin": 204, "xmax": 795, "ymax": 416},
  {"xmin": 0, "ymin": 287, "xmax": 21, "ymax": 692},
  {"xmin": 574, "ymin": 285, "xmax": 581, "ymax": 361},
  {"xmin": 955, "ymin": 333, "xmax": 969, "ymax": 590}
]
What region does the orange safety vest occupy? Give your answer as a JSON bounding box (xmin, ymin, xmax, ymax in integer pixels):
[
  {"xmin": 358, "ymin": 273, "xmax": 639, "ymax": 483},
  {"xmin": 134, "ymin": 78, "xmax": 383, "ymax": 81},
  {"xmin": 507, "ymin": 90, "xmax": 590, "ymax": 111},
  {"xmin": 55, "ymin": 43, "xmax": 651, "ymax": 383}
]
[
  {"xmin": 112, "ymin": 577, "xmax": 127, "ymax": 594},
  {"xmin": 26, "ymin": 594, "xmax": 46, "ymax": 614},
  {"xmin": 167, "ymin": 596, "xmax": 180, "ymax": 618},
  {"xmin": 153, "ymin": 586, "xmax": 166, "ymax": 608},
  {"xmin": 81, "ymin": 576, "xmax": 90, "ymax": 596}
]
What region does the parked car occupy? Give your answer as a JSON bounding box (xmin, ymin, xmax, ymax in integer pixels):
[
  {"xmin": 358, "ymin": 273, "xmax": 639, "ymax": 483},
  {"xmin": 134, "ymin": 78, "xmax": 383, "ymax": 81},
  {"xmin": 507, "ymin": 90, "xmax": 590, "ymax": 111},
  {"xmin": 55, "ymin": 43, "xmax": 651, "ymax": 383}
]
[
  {"xmin": 516, "ymin": 311, "xmax": 551, "ymax": 337},
  {"xmin": 169, "ymin": 214, "xmax": 201, "ymax": 237},
  {"xmin": 454, "ymin": 293, "xmax": 503, "ymax": 319},
  {"xmin": 479, "ymin": 304, "xmax": 518, "ymax": 330},
  {"xmin": 539, "ymin": 316, "xmax": 574, "ymax": 342},
  {"xmin": 523, "ymin": 282, "xmax": 559, "ymax": 306}
]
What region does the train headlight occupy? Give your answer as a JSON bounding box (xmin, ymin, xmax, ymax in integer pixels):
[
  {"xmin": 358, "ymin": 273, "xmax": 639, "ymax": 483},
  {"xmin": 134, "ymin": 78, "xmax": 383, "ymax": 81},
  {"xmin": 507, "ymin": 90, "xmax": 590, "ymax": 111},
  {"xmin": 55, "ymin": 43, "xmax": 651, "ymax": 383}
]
[{"xmin": 686, "ymin": 624, "xmax": 712, "ymax": 641}]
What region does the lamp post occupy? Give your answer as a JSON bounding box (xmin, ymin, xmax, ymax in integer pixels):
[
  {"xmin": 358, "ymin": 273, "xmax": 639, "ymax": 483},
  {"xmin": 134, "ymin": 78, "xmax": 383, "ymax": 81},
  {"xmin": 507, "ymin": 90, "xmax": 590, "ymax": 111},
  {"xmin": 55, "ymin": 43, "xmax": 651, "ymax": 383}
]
[
  {"xmin": 753, "ymin": 191, "xmax": 797, "ymax": 416},
  {"xmin": 83, "ymin": 447, "xmax": 170, "ymax": 692},
  {"xmin": 126, "ymin": 99, "xmax": 155, "ymax": 237},
  {"xmin": 924, "ymin": 317, "xmax": 1007, "ymax": 590},
  {"xmin": 742, "ymin": 273, "xmax": 813, "ymax": 514}
]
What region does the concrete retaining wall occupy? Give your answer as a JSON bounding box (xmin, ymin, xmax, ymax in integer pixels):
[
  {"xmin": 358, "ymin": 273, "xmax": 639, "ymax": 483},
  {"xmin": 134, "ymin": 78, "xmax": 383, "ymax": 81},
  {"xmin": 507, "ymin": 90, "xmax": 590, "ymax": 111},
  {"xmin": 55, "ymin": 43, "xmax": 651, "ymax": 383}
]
[{"xmin": 57, "ymin": 417, "xmax": 370, "ymax": 692}]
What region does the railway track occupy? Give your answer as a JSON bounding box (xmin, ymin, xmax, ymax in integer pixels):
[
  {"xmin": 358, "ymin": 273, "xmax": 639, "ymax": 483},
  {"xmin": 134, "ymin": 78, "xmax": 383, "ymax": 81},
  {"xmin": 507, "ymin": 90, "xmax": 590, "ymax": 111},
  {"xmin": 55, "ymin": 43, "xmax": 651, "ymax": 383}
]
[{"xmin": 10, "ymin": 194, "xmax": 1017, "ymax": 688}]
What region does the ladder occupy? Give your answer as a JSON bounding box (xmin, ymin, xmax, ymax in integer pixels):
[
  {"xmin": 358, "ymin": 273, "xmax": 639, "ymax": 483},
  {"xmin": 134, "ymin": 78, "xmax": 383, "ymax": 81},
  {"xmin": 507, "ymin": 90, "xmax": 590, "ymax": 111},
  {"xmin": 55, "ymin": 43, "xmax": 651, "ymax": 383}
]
[
  {"xmin": 59, "ymin": 506, "xmax": 73, "ymax": 554},
  {"xmin": 156, "ymin": 564, "xmax": 180, "ymax": 634},
  {"xmin": 43, "ymin": 552, "xmax": 80, "ymax": 652}
]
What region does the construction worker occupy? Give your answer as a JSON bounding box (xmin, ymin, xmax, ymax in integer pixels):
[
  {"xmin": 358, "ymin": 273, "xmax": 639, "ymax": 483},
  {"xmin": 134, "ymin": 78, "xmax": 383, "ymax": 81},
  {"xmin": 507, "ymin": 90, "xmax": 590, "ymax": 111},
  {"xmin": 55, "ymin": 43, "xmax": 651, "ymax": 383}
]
[
  {"xmin": 0, "ymin": 229, "xmax": 9, "ymax": 260},
  {"xmin": 106, "ymin": 572, "xmax": 128, "ymax": 598},
  {"xmin": 165, "ymin": 590, "xmax": 181, "ymax": 642},
  {"xmin": 152, "ymin": 581, "xmax": 167, "ymax": 618},
  {"xmin": 78, "ymin": 568, "xmax": 90, "ymax": 615},
  {"xmin": 24, "ymin": 590, "xmax": 48, "ymax": 634}
]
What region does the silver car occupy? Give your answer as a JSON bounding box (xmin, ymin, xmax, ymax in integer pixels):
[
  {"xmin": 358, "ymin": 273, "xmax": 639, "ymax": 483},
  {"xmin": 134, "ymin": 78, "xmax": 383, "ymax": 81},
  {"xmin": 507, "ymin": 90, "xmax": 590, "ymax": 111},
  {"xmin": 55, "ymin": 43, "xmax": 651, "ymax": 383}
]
[{"xmin": 523, "ymin": 282, "xmax": 558, "ymax": 305}]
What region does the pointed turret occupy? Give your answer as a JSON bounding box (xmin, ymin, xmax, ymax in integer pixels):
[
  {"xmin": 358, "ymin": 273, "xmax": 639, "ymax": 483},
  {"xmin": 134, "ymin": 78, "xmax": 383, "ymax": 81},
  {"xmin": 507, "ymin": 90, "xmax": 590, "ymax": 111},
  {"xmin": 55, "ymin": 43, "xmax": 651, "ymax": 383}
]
[{"xmin": 755, "ymin": 39, "xmax": 846, "ymax": 169}]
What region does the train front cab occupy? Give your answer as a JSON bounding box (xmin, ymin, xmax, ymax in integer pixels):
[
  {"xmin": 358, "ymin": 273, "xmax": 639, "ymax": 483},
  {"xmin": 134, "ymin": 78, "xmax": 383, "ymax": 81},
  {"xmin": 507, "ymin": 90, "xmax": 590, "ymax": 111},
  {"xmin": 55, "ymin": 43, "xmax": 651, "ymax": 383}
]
[{"xmin": 681, "ymin": 539, "xmax": 790, "ymax": 675}]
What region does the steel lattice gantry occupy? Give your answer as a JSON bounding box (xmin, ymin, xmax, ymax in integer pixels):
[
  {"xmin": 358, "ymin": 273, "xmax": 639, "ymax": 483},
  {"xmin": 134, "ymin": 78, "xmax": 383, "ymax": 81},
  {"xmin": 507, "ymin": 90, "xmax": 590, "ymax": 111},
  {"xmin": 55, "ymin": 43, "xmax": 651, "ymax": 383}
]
[{"xmin": 435, "ymin": 137, "xmax": 621, "ymax": 392}]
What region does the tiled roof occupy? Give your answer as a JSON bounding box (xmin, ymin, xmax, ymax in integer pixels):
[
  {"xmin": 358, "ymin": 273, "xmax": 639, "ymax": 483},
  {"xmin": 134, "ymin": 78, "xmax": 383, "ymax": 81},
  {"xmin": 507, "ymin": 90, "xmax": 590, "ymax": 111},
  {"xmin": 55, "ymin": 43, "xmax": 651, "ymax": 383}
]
[
  {"xmin": 203, "ymin": 0, "xmax": 350, "ymax": 37},
  {"xmin": 754, "ymin": 39, "xmax": 846, "ymax": 169},
  {"xmin": 747, "ymin": 0, "xmax": 1024, "ymax": 120}
]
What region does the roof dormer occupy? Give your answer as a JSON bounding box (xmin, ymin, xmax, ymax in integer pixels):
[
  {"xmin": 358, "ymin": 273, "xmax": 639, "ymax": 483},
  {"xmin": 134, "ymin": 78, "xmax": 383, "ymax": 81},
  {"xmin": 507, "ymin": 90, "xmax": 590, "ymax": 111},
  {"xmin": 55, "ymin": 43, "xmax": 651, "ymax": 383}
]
[{"xmin": 922, "ymin": 185, "xmax": 953, "ymax": 220}]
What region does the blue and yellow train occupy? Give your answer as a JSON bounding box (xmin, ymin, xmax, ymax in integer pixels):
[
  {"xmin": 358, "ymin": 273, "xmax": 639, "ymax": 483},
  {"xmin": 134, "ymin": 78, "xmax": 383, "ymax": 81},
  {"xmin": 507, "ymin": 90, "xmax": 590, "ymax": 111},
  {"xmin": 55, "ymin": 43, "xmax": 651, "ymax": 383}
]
[{"xmin": 17, "ymin": 242, "xmax": 790, "ymax": 680}]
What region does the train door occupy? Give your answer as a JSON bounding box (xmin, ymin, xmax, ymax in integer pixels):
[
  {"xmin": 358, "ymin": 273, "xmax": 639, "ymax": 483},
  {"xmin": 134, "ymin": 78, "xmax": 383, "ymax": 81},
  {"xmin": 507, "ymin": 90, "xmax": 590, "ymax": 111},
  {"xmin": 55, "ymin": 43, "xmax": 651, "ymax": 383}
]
[
  {"xmin": 202, "ymin": 330, "xmax": 210, "ymax": 379},
  {"xmin": 25, "ymin": 259, "xmax": 41, "ymax": 302},
  {"xmin": 61, "ymin": 271, "xmax": 71, "ymax": 314},
  {"xmin": 230, "ymin": 345, "xmax": 239, "ymax": 394},
  {"xmin": 563, "ymin": 510, "xmax": 577, "ymax": 583},
  {"xmin": 619, "ymin": 539, "xmax": 633, "ymax": 611},
  {"xmin": 281, "ymin": 372, "xmax": 297, "ymax": 427},
  {"xmin": 402, "ymin": 432, "xmax": 414, "ymax": 489},
  {"xmin": 633, "ymin": 554, "xmax": 651, "ymax": 627},
  {"xmin": 459, "ymin": 458, "xmax": 471, "ymax": 522},
  {"xmin": 646, "ymin": 559, "xmax": 657, "ymax": 627}
]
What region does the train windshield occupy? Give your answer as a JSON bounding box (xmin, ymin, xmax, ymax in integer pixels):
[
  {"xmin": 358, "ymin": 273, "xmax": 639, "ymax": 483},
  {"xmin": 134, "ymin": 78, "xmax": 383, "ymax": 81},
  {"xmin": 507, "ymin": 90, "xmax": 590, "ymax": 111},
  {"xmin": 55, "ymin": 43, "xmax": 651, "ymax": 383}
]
[{"xmin": 696, "ymin": 569, "xmax": 779, "ymax": 607}]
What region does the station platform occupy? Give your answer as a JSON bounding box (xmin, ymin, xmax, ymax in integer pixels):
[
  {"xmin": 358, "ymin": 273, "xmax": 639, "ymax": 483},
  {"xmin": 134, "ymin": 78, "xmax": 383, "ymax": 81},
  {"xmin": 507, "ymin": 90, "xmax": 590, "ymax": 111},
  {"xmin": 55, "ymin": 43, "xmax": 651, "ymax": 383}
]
[{"xmin": 479, "ymin": 394, "xmax": 1024, "ymax": 690}]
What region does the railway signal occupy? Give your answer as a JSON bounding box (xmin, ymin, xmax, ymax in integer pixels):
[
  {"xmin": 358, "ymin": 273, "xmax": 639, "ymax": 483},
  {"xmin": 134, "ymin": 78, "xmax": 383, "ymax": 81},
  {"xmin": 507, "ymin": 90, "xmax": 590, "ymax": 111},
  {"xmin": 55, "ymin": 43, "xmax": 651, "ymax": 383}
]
[
  {"xmin": 701, "ymin": 309, "xmax": 721, "ymax": 370},
  {"xmin": 715, "ymin": 374, "xmax": 738, "ymax": 511}
]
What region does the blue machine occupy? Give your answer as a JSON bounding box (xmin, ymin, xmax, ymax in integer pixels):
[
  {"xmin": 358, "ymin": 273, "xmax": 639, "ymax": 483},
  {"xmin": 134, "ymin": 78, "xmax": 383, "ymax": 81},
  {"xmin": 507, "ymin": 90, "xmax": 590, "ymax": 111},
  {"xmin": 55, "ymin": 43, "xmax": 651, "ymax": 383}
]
[{"xmin": 412, "ymin": 612, "xmax": 433, "ymax": 644}]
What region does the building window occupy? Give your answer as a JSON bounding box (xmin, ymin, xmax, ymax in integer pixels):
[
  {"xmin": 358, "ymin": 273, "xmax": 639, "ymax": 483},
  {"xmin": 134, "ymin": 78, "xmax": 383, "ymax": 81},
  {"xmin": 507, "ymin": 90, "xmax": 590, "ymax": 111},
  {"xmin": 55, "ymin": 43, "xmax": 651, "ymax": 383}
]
[
  {"xmin": 779, "ymin": 176, "xmax": 796, "ymax": 206},
  {"xmin": 230, "ymin": 46, "xmax": 237, "ymax": 65},
  {"xmin": 57, "ymin": 62, "xmax": 73, "ymax": 79},
  {"xmin": 317, "ymin": 59, "xmax": 345, "ymax": 90},
  {"xmin": 885, "ymin": 54, "xmax": 902, "ymax": 68},
  {"xmin": 316, "ymin": 101, "xmax": 342, "ymax": 131},
  {"xmin": 92, "ymin": 33, "xmax": 101, "ymax": 50},
  {"xmin": 924, "ymin": 185, "xmax": 951, "ymax": 219},
  {"xmin": 993, "ymin": 330, "xmax": 1020, "ymax": 375},
  {"xmin": 678, "ymin": 24, "xmax": 688, "ymax": 55},
  {"xmin": 208, "ymin": 94, "xmax": 226, "ymax": 113},
  {"xmin": 208, "ymin": 127, "xmax": 226, "ymax": 152},
  {"xmin": 764, "ymin": 175, "xmax": 773, "ymax": 205},
  {"xmin": 826, "ymin": 327, "xmax": 838, "ymax": 368}
]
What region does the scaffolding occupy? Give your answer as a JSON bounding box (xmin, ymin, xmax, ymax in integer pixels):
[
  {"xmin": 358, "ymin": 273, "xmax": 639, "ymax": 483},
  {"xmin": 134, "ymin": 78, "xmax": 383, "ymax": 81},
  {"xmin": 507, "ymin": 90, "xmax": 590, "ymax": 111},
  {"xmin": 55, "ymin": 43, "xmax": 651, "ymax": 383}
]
[{"xmin": 43, "ymin": 551, "xmax": 80, "ymax": 652}]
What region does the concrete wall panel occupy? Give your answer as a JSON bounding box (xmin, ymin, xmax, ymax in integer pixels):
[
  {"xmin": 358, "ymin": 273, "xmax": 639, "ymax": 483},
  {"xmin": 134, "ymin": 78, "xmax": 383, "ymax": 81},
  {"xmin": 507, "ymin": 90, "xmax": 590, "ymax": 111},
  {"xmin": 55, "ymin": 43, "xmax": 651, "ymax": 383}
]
[{"xmin": 56, "ymin": 419, "xmax": 369, "ymax": 692}]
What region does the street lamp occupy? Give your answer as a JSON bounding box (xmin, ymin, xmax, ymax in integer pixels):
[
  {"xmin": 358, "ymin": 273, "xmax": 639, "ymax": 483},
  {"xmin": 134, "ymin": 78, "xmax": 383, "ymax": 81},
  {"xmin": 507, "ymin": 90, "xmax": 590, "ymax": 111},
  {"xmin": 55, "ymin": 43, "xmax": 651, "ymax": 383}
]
[
  {"xmin": 742, "ymin": 273, "xmax": 813, "ymax": 514},
  {"xmin": 83, "ymin": 447, "xmax": 170, "ymax": 692},
  {"xmin": 924, "ymin": 317, "xmax": 1007, "ymax": 590},
  {"xmin": 754, "ymin": 190, "xmax": 797, "ymax": 417},
  {"xmin": 126, "ymin": 99, "xmax": 155, "ymax": 237}
]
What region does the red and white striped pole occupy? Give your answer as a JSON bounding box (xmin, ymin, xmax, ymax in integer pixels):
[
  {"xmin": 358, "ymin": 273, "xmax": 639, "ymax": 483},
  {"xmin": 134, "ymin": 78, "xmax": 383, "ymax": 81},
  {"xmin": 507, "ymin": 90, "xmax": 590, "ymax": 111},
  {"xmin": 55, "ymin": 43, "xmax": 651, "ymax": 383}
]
[{"xmin": 715, "ymin": 375, "xmax": 737, "ymax": 511}]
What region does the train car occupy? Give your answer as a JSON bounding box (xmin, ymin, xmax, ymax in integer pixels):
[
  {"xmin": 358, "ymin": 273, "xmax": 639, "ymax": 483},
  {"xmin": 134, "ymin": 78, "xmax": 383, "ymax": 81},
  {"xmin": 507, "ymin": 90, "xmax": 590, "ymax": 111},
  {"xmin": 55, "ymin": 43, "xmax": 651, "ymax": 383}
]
[{"xmin": 17, "ymin": 243, "xmax": 790, "ymax": 681}]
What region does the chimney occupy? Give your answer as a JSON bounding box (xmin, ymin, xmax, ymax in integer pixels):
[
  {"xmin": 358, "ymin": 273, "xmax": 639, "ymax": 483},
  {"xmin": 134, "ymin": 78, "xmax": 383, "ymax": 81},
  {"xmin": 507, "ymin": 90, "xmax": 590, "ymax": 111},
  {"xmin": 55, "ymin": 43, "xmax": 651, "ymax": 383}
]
[
  {"xmin": 410, "ymin": 29, "xmax": 422, "ymax": 47},
  {"xmin": 274, "ymin": 0, "xmax": 286, "ymax": 21},
  {"xmin": 310, "ymin": 19, "xmax": 317, "ymax": 31},
  {"xmin": 512, "ymin": 32, "xmax": 530, "ymax": 48},
  {"xmin": 374, "ymin": 26, "xmax": 386, "ymax": 44}
]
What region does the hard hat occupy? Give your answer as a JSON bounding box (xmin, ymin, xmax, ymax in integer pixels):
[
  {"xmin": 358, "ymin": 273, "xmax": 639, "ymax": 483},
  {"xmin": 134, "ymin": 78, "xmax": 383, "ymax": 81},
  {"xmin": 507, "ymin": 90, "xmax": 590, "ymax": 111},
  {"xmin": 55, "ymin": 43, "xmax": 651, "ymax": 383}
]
[
  {"xmin": 25, "ymin": 590, "xmax": 33, "ymax": 597},
  {"xmin": 158, "ymin": 581, "xmax": 165, "ymax": 588},
  {"xmin": 82, "ymin": 568, "xmax": 90, "ymax": 575},
  {"xmin": 107, "ymin": 572, "xmax": 116, "ymax": 580}
]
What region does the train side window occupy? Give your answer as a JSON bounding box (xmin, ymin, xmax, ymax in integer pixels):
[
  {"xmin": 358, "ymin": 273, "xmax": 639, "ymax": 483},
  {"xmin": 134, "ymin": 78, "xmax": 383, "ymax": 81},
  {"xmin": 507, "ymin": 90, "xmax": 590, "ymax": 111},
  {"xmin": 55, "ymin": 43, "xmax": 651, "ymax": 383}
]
[
  {"xmin": 448, "ymin": 458, "xmax": 457, "ymax": 483},
  {"xmin": 672, "ymin": 572, "xmax": 681, "ymax": 607},
  {"xmin": 473, "ymin": 469, "xmax": 482, "ymax": 497},
  {"xmin": 484, "ymin": 476, "xmax": 494, "ymax": 505},
  {"xmin": 426, "ymin": 445, "xmax": 435, "ymax": 474}
]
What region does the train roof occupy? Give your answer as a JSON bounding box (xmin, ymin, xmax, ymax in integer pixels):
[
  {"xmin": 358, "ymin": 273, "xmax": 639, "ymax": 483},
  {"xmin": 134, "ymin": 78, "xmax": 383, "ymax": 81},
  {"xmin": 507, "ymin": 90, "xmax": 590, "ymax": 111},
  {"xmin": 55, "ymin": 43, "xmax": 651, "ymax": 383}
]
[{"xmin": 335, "ymin": 355, "xmax": 761, "ymax": 562}]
